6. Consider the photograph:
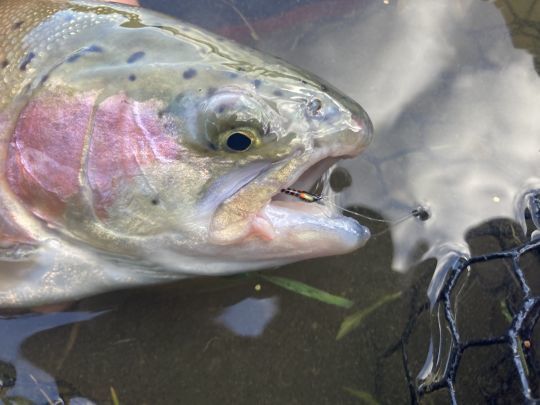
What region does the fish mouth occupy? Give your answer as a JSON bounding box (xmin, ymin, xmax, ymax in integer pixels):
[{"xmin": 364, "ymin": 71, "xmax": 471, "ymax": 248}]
[
  {"xmin": 208, "ymin": 150, "xmax": 371, "ymax": 259},
  {"xmin": 267, "ymin": 155, "xmax": 341, "ymax": 218}
]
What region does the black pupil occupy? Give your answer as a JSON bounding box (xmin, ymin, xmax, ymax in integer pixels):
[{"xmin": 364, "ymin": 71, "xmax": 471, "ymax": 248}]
[{"xmin": 226, "ymin": 132, "xmax": 252, "ymax": 151}]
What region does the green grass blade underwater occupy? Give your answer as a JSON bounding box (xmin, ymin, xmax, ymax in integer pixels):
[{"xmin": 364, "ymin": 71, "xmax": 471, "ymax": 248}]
[
  {"xmin": 336, "ymin": 291, "xmax": 402, "ymax": 340},
  {"xmin": 258, "ymin": 274, "xmax": 354, "ymax": 309}
]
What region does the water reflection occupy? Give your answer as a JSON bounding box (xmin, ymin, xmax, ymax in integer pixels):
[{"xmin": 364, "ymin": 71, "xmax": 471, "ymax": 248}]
[
  {"xmin": 0, "ymin": 311, "xmax": 102, "ymax": 403},
  {"xmin": 216, "ymin": 297, "xmax": 279, "ymax": 337}
]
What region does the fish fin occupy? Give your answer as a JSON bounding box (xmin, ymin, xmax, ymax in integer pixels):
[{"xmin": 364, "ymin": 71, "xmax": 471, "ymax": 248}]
[{"xmin": 0, "ymin": 240, "xmax": 183, "ymax": 308}]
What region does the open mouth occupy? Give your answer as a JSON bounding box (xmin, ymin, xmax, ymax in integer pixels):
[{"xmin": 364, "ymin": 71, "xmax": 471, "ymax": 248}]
[
  {"xmin": 272, "ymin": 156, "xmax": 339, "ymax": 203},
  {"xmin": 243, "ymin": 156, "xmax": 340, "ymax": 242},
  {"xmin": 208, "ymin": 151, "xmax": 368, "ymax": 249},
  {"xmin": 268, "ymin": 156, "xmax": 340, "ymax": 213}
]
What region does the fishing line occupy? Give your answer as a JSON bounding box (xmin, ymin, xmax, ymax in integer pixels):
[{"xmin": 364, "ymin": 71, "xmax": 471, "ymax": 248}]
[{"xmin": 280, "ymin": 188, "xmax": 430, "ymax": 228}]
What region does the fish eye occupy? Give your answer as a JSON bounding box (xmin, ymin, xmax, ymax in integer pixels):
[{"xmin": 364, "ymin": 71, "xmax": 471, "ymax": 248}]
[
  {"xmin": 220, "ymin": 128, "xmax": 258, "ymax": 152},
  {"xmin": 307, "ymin": 98, "xmax": 323, "ymax": 116}
]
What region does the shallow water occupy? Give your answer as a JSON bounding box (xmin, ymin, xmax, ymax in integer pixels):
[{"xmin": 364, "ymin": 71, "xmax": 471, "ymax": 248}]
[{"xmin": 1, "ymin": 0, "xmax": 540, "ymax": 403}]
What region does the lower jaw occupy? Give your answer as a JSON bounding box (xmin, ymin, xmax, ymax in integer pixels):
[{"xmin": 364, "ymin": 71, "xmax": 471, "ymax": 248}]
[{"xmin": 209, "ymin": 200, "xmax": 370, "ymax": 261}]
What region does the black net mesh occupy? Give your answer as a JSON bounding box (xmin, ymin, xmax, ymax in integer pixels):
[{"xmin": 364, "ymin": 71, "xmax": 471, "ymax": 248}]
[{"xmin": 389, "ymin": 192, "xmax": 540, "ymax": 404}]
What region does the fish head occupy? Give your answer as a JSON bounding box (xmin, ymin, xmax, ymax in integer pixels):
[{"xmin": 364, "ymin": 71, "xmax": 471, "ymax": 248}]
[
  {"xmin": 141, "ymin": 61, "xmax": 374, "ymax": 271},
  {"xmin": 4, "ymin": 2, "xmax": 373, "ymax": 274}
]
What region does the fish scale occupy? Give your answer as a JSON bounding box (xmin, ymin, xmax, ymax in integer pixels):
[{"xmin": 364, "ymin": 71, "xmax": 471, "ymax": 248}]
[{"xmin": 0, "ymin": 1, "xmax": 79, "ymax": 108}]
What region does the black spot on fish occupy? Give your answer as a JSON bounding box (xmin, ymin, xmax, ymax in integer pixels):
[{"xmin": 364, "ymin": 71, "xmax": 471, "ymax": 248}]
[
  {"xmin": 128, "ymin": 74, "xmax": 137, "ymax": 81},
  {"xmin": 157, "ymin": 110, "xmax": 165, "ymax": 118},
  {"xmin": 12, "ymin": 21, "xmax": 24, "ymax": 30},
  {"xmin": 127, "ymin": 51, "xmax": 145, "ymax": 64},
  {"xmin": 207, "ymin": 87, "xmax": 217, "ymax": 97},
  {"xmin": 237, "ymin": 67, "xmax": 246, "ymax": 72},
  {"xmin": 40, "ymin": 74, "xmax": 49, "ymax": 85},
  {"xmin": 1, "ymin": 60, "xmax": 8, "ymax": 69},
  {"xmin": 19, "ymin": 52, "xmax": 35, "ymax": 71},
  {"xmin": 183, "ymin": 68, "xmax": 197, "ymax": 79},
  {"xmin": 228, "ymin": 72, "xmax": 238, "ymax": 79},
  {"xmin": 300, "ymin": 79, "xmax": 308, "ymax": 85},
  {"xmin": 87, "ymin": 45, "xmax": 104, "ymax": 53},
  {"xmin": 253, "ymin": 79, "xmax": 262, "ymax": 88},
  {"xmin": 320, "ymin": 84, "xmax": 328, "ymax": 92},
  {"xmin": 67, "ymin": 53, "xmax": 82, "ymax": 63},
  {"xmin": 217, "ymin": 104, "xmax": 226, "ymax": 113},
  {"xmin": 67, "ymin": 45, "xmax": 104, "ymax": 63},
  {"xmin": 273, "ymin": 90, "xmax": 284, "ymax": 97},
  {"xmin": 151, "ymin": 198, "xmax": 160, "ymax": 205}
]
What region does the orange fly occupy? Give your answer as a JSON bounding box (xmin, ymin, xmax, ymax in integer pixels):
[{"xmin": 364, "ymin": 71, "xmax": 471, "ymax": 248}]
[{"xmin": 280, "ymin": 188, "xmax": 322, "ymax": 203}]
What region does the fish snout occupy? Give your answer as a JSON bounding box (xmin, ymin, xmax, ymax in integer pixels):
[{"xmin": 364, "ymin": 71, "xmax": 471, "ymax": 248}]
[
  {"xmin": 332, "ymin": 103, "xmax": 373, "ymax": 158},
  {"xmin": 350, "ymin": 105, "xmax": 374, "ymax": 153}
]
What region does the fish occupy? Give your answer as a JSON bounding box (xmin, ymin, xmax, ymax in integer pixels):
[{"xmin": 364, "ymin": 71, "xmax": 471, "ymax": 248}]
[{"xmin": 0, "ymin": 0, "xmax": 373, "ymax": 307}]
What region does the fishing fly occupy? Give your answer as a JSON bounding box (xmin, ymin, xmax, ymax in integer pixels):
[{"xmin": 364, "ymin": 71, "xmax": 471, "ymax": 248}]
[
  {"xmin": 280, "ymin": 188, "xmax": 323, "ymax": 203},
  {"xmin": 280, "ymin": 187, "xmax": 431, "ymax": 225}
]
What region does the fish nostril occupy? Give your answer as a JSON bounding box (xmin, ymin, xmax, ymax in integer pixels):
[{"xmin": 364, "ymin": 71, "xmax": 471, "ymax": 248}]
[{"xmin": 307, "ymin": 98, "xmax": 322, "ymax": 116}]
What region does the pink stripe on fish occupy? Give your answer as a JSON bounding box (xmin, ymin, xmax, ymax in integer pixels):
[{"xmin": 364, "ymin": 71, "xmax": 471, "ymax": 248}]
[
  {"xmin": 6, "ymin": 92, "xmax": 97, "ymax": 222},
  {"xmin": 87, "ymin": 94, "xmax": 180, "ymax": 215},
  {"xmin": 6, "ymin": 91, "xmax": 180, "ymax": 223}
]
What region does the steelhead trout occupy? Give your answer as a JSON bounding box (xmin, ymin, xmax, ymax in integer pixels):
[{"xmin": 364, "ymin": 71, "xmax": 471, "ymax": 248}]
[{"xmin": 0, "ymin": 0, "xmax": 373, "ymax": 307}]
